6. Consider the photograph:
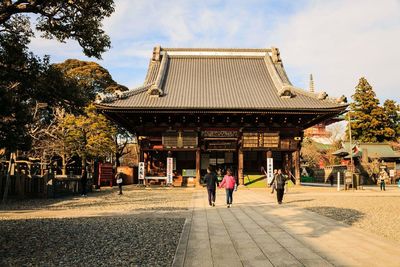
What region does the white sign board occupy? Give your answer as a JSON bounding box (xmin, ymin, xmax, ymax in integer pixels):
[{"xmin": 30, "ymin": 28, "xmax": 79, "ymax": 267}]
[
  {"xmin": 267, "ymin": 158, "xmax": 274, "ymax": 184},
  {"xmin": 138, "ymin": 162, "xmax": 145, "ymax": 180},
  {"xmin": 389, "ymin": 169, "xmax": 395, "ymax": 178},
  {"xmin": 167, "ymin": 157, "xmax": 173, "ymax": 184}
]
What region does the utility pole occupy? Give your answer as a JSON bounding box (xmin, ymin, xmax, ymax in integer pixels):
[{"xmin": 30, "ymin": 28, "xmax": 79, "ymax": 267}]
[{"xmin": 348, "ymin": 111, "xmax": 354, "ymax": 171}]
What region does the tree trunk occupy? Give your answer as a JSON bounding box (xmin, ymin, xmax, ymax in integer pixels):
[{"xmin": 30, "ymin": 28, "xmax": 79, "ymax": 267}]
[
  {"xmin": 61, "ymin": 154, "xmax": 67, "ymax": 175},
  {"xmin": 2, "ymin": 152, "xmax": 15, "ymax": 205},
  {"xmin": 82, "ymin": 154, "xmax": 87, "ymax": 170},
  {"xmin": 115, "ymin": 138, "xmax": 120, "ymax": 168},
  {"xmin": 15, "ymin": 169, "xmax": 25, "ymax": 199},
  {"xmin": 115, "ymin": 152, "xmax": 121, "ymax": 168}
]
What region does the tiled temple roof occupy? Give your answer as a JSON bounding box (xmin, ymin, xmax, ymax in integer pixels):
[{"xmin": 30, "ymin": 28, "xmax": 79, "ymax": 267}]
[{"xmin": 96, "ymin": 46, "xmax": 348, "ymax": 111}]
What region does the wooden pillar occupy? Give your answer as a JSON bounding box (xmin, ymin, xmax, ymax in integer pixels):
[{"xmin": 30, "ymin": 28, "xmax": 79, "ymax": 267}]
[
  {"xmin": 288, "ymin": 153, "xmax": 293, "ymax": 176},
  {"xmin": 284, "ymin": 153, "xmax": 290, "ymax": 174},
  {"xmin": 238, "ymin": 149, "xmax": 244, "ymax": 185},
  {"xmin": 293, "ymin": 150, "xmax": 301, "ymax": 185},
  {"xmin": 196, "ymin": 148, "xmax": 201, "ymax": 187}
]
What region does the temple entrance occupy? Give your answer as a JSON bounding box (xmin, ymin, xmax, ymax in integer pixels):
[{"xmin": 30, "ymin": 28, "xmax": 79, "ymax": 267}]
[
  {"xmin": 142, "ymin": 150, "xmax": 197, "ymax": 186},
  {"xmin": 200, "ymin": 151, "xmax": 238, "ymax": 181}
]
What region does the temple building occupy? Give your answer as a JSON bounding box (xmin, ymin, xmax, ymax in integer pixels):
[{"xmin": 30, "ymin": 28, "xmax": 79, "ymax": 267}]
[{"xmin": 95, "ymin": 46, "xmax": 348, "ymax": 186}]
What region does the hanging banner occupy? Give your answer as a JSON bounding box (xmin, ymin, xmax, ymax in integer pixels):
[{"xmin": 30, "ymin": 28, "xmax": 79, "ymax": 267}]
[
  {"xmin": 267, "ymin": 158, "xmax": 274, "ymax": 184},
  {"xmin": 167, "ymin": 157, "xmax": 173, "ymax": 184},
  {"xmin": 138, "ymin": 162, "xmax": 145, "ymax": 180}
]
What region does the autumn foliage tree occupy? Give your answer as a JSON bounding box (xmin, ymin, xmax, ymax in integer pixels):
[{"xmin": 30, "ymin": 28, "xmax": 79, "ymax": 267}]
[
  {"xmin": 349, "ymin": 77, "xmax": 396, "ymax": 142},
  {"xmin": 61, "ymin": 104, "xmax": 116, "ymax": 170}
]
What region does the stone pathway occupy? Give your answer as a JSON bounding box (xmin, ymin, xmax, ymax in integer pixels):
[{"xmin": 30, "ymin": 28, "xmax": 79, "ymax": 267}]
[{"xmin": 173, "ymin": 188, "xmax": 400, "ymax": 267}]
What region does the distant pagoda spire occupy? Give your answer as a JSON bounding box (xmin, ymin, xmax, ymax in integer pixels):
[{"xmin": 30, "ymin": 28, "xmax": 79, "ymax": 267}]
[{"xmin": 309, "ymin": 74, "xmax": 314, "ymax": 93}]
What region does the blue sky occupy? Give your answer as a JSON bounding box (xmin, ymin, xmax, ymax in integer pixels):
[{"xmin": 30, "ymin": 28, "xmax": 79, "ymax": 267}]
[{"xmin": 29, "ymin": 0, "xmax": 400, "ymax": 103}]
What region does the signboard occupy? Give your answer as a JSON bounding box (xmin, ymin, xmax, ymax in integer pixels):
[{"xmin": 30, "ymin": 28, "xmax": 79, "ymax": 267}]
[
  {"xmin": 202, "ymin": 131, "xmax": 238, "ymax": 138},
  {"xmin": 389, "ymin": 169, "xmax": 395, "ymax": 178},
  {"xmin": 345, "ymin": 171, "xmax": 353, "ymax": 184},
  {"xmin": 167, "ymin": 157, "xmax": 173, "ymax": 184},
  {"xmin": 138, "ymin": 162, "xmax": 145, "ymax": 180},
  {"xmin": 267, "ymin": 158, "xmax": 274, "ymax": 184},
  {"xmin": 182, "ymin": 169, "xmax": 196, "ymax": 177}
]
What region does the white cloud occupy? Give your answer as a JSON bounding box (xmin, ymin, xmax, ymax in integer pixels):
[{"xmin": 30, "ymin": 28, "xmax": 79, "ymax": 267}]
[{"xmin": 274, "ymin": 0, "xmax": 400, "ymax": 103}]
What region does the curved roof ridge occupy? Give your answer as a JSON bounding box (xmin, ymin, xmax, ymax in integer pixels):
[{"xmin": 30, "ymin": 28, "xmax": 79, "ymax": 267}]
[
  {"xmin": 290, "ymin": 87, "xmax": 347, "ymax": 105},
  {"xmin": 95, "ymin": 83, "xmax": 153, "ymax": 104},
  {"xmin": 162, "ymin": 47, "xmax": 271, "ymax": 52},
  {"xmin": 144, "ymin": 59, "xmax": 160, "ymax": 84},
  {"xmin": 123, "ymin": 83, "xmax": 153, "ymax": 98}
]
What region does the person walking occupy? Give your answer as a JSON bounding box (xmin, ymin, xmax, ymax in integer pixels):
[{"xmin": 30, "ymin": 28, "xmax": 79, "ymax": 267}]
[
  {"xmin": 269, "ymin": 169, "xmax": 287, "ymax": 204},
  {"xmin": 219, "ymin": 168, "xmax": 236, "ymax": 208},
  {"xmin": 81, "ymin": 167, "xmax": 88, "ymax": 197},
  {"xmin": 116, "ymin": 172, "xmax": 124, "ymax": 195},
  {"xmin": 379, "ymin": 169, "xmax": 387, "ymax": 191},
  {"xmin": 204, "ymin": 166, "xmax": 219, "ymax": 206}
]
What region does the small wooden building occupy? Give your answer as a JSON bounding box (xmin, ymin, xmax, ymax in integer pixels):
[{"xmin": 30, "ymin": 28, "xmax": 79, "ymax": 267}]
[{"xmin": 96, "ymin": 46, "xmax": 347, "ymax": 186}]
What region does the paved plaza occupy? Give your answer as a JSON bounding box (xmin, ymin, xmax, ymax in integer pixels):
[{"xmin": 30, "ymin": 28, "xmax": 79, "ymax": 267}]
[{"xmin": 173, "ymin": 188, "xmax": 400, "ymax": 267}]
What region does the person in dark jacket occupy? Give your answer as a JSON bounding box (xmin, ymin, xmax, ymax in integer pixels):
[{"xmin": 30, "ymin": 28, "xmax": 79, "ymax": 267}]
[
  {"xmin": 81, "ymin": 168, "xmax": 88, "ymax": 197},
  {"xmin": 269, "ymin": 169, "xmax": 287, "ymax": 204},
  {"xmin": 204, "ymin": 166, "xmax": 219, "ymax": 206}
]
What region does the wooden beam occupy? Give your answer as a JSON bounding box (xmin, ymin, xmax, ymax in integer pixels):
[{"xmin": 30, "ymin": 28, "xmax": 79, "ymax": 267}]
[{"xmin": 238, "ymin": 148, "xmax": 244, "ymax": 185}]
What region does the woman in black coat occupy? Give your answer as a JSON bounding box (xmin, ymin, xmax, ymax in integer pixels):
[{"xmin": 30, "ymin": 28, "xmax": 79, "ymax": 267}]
[{"xmin": 204, "ymin": 166, "xmax": 219, "ymax": 206}]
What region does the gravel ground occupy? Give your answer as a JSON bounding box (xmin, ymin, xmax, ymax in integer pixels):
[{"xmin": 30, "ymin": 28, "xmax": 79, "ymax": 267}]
[
  {"xmin": 0, "ymin": 186, "xmax": 193, "ymax": 266},
  {"xmin": 0, "ymin": 217, "xmax": 184, "ymax": 266},
  {"xmin": 281, "ymin": 185, "xmax": 400, "ymax": 242}
]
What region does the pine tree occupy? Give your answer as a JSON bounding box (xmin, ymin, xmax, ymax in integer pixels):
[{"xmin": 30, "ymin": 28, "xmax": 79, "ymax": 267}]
[
  {"xmin": 383, "ymin": 100, "xmax": 400, "ymax": 140},
  {"xmin": 349, "ymin": 77, "xmax": 395, "ymax": 142}
]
